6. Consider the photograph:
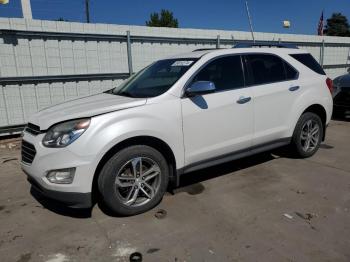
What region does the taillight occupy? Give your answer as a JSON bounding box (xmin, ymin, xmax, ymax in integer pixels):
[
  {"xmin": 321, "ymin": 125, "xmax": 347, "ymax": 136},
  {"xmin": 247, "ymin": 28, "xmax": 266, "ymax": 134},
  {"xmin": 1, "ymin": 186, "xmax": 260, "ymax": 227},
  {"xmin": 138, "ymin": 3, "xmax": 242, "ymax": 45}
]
[{"xmin": 326, "ymin": 78, "xmax": 333, "ymax": 94}]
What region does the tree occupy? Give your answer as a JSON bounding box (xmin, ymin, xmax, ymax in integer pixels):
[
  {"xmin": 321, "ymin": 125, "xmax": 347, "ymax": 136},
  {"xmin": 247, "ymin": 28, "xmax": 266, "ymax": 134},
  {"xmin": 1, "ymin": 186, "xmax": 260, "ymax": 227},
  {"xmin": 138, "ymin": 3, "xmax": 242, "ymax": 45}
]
[
  {"xmin": 146, "ymin": 9, "xmax": 179, "ymax": 28},
  {"xmin": 324, "ymin": 13, "xmax": 350, "ymax": 37}
]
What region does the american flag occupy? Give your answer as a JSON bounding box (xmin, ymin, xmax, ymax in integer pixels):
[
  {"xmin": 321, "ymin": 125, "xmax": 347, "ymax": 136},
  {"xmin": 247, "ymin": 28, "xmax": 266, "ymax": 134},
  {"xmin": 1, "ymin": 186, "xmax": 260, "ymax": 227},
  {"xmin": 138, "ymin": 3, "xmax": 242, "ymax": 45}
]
[{"xmin": 318, "ymin": 11, "xmax": 324, "ymax": 36}]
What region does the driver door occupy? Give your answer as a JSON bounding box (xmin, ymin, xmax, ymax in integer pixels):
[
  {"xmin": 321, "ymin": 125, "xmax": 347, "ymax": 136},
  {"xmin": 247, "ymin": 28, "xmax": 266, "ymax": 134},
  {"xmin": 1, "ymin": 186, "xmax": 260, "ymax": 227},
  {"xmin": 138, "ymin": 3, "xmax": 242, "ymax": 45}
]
[{"xmin": 181, "ymin": 55, "xmax": 254, "ymax": 168}]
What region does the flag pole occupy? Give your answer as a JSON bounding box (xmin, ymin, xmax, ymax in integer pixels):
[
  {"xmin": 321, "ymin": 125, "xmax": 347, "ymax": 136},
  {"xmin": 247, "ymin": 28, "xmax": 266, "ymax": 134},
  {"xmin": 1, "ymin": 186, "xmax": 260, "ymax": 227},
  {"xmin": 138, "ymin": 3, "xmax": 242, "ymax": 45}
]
[
  {"xmin": 245, "ymin": 0, "xmax": 255, "ymax": 42},
  {"xmin": 21, "ymin": 0, "xmax": 32, "ymax": 19}
]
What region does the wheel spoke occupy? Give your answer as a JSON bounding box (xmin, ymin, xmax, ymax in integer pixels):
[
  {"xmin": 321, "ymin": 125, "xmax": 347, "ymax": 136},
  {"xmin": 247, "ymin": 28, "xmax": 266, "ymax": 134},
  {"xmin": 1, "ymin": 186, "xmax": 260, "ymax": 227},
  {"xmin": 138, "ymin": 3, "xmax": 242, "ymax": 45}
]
[
  {"xmin": 125, "ymin": 187, "xmax": 139, "ymax": 205},
  {"xmin": 301, "ymin": 131, "xmax": 308, "ymax": 140},
  {"xmin": 306, "ymin": 120, "xmax": 312, "ymax": 132},
  {"xmin": 140, "ymin": 186, "xmax": 151, "ymax": 199},
  {"xmin": 139, "ymin": 157, "xmax": 143, "ymax": 175},
  {"xmin": 131, "ymin": 158, "xmax": 141, "ymax": 177},
  {"xmin": 142, "ymin": 165, "xmax": 160, "ymax": 181},
  {"xmin": 303, "ymin": 138, "xmax": 310, "ymax": 151},
  {"xmin": 311, "ymin": 126, "xmax": 319, "ymax": 136},
  {"xmin": 143, "ymin": 182, "xmax": 155, "ymax": 198},
  {"xmin": 118, "ymin": 176, "xmax": 135, "ymax": 180},
  {"xmin": 310, "ymin": 136, "xmax": 318, "ymax": 146},
  {"xmin": 116, "ymin": 179, "xmax": 134, "ymax": 187}
]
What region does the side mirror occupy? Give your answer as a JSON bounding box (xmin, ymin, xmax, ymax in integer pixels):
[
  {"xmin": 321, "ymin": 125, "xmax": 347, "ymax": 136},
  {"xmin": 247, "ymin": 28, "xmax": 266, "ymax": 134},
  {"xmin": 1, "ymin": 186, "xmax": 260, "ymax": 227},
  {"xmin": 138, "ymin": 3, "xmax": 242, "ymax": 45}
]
[{"xmin": 185, "ymin": 81, "xmax": 216, "ymax": 97}]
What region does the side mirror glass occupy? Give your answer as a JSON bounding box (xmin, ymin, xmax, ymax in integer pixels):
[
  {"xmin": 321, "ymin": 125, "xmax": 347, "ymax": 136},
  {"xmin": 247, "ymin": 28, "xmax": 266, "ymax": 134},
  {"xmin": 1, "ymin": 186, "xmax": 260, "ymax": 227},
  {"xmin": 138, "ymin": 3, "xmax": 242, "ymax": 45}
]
[{"xmin": 186, "ymin": 81, "xmax": 216, "ymax": 97}]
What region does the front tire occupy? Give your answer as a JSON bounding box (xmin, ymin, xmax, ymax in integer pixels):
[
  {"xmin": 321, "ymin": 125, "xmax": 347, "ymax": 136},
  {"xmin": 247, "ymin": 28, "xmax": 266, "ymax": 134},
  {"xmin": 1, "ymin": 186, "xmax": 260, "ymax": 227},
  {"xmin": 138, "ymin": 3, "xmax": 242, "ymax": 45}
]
[
  {"xmin": 98, "ymin": 145, "xmax": 169, "ymax": 216},
  {"xmin": 291, "ymin": 112, "xmax": 323, "ymax": 158}
]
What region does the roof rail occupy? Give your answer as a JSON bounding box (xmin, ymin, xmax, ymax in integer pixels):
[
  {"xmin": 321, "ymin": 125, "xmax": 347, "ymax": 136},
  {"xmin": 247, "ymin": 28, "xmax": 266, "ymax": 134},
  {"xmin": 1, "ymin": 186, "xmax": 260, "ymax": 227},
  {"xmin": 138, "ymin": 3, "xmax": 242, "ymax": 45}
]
[
  {"xmin": 233, "ymin": 42, "xmax": 298, "ymax": 49},
  {"xmin": 192, "ymin": 48, "xmax": 222, "ymax": 52}
]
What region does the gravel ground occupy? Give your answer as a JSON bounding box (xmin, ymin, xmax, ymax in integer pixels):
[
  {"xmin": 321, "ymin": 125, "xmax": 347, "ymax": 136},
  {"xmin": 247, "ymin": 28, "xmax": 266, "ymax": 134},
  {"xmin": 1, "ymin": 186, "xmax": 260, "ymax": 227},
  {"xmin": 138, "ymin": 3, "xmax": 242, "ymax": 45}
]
[{"xmin": 0, "ymin": 120, "xmax": 349, "ymax": 262}]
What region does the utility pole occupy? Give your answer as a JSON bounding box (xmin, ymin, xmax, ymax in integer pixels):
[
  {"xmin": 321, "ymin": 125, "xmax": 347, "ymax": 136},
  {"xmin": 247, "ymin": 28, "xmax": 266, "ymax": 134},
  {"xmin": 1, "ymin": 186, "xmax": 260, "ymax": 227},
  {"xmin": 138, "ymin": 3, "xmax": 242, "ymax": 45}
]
[
  {"xmin": 85, "ymin": 0, "xmax": 90, "ymax": 23},
  {"xmin": 21, "ymin": 0, "xmax": 32, "ymax": 19},
  {"xmin": 245, "ymin": 0, "xmax": 255, "ymax": 42}
]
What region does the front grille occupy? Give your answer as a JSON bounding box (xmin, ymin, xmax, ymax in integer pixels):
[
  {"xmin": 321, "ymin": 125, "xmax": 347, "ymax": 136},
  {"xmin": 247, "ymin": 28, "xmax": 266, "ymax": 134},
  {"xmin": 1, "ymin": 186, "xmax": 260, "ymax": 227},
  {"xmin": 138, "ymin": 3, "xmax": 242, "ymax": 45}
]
[
  {"xmin": 24, "ymin": 123, "xmax": 41, "ymax": 136},
  {"xmin": 21, "ymin": 140, "xmax": 36, "ymax": 164}
]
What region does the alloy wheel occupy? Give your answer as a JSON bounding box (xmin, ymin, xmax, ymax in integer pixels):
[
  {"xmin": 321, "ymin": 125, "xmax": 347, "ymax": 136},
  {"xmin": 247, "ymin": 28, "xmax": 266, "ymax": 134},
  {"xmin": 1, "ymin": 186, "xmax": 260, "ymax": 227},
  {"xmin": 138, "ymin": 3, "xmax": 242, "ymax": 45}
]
[
  {"xmin": 115, "ymin": 157, "xmax": 161, "ymax": 207},
  {"xmin": 300, "ymin": 119, "xmax": 320, "ymax": 153}
]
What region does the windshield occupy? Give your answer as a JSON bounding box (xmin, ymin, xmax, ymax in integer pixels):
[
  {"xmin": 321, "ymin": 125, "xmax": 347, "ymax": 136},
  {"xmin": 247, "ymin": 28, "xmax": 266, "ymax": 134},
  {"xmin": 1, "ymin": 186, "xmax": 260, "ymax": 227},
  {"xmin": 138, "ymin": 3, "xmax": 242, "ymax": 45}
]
[{"xmin": 111, "ymin": 58, "xmax": 197, "ymax": 98}]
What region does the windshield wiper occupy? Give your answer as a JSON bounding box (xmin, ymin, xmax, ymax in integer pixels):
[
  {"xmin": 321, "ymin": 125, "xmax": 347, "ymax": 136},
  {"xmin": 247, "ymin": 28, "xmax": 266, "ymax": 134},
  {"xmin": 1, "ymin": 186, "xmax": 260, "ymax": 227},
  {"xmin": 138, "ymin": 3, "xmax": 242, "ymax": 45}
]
[{"xmin": 117, "ymin": 90, "xmax": 135, "ymax": 98}]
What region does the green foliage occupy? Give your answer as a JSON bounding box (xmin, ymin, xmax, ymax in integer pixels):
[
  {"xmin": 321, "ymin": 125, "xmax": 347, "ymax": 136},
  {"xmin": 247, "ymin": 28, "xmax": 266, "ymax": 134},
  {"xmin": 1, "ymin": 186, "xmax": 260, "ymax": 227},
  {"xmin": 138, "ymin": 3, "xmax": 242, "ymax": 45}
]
[
  {"xmin": 146, "ymin": 9, "xmax": 179, "ymax": 28},
  {"xmin": 324, "ymin": 13, "xmax": 350, "ymax": 37}
]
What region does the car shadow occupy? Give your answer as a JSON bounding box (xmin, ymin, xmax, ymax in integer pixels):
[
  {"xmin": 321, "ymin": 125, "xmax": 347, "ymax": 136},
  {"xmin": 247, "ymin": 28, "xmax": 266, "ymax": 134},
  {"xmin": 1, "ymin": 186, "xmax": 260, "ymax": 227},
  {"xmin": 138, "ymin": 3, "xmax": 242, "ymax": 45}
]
[
  {"xmin": 30, "ymin": 188, "xmax": 92, "ymax": 218},
  {"xmin": 30, "ymin": 150, "xmax": 284, "ymax": 218},
  {"xmin": 174, "ymin": 152, "xmax": 277, "ymax": 194}
]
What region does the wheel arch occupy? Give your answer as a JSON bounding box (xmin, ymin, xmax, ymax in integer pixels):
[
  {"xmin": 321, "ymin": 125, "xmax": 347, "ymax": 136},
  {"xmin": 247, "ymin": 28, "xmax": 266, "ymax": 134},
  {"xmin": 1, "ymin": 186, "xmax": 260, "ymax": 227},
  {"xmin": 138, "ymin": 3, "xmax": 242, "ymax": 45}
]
[
  {"xmin": 301, "ymin": 104, "xmax": 327, "ymax": 141},
  {"xmin": 92, "ymin": 136, "xmax": 178, "ymax": 200}
]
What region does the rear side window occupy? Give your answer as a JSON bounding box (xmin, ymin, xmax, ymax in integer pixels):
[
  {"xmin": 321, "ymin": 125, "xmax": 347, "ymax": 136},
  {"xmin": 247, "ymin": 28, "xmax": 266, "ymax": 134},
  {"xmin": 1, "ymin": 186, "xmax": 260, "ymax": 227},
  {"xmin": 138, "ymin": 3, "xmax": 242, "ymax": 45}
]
[
  {"xmin": 192, "ymin": 55, "xmax": 244, "ymax": 91},
  {"xmin": 290, "ymin": 53, "xmax": 326, "ymax": 75},
  {"xmin": 244, "ymin": 54, "xmax": 294, "ymax": 85}
]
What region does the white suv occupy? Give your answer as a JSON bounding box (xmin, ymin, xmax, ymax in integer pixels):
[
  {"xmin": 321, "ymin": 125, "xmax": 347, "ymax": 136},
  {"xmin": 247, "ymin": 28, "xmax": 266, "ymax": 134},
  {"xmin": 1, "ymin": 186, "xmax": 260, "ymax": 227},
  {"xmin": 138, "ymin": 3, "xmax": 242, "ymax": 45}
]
[{"xmin": 21, "ymin": 45, "xmax": 333, "ymax": 215}]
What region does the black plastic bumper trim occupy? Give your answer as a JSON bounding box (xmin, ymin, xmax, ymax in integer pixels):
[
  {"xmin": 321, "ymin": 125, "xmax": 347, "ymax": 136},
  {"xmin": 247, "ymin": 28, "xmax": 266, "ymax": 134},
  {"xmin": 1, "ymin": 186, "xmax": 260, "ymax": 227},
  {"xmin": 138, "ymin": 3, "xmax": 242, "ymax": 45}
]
[{"xmin": 25, "ymin": 172, "xmax": 92, "ymax": 209}]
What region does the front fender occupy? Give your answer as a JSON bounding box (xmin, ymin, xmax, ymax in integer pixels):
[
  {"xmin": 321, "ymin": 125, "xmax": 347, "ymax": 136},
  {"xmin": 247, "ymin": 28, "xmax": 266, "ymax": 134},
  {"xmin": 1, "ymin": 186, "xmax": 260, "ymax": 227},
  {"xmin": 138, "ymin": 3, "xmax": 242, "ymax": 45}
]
[{"xmin": 68, "ymin": 99, "xmax": 184, "ymax": 186}]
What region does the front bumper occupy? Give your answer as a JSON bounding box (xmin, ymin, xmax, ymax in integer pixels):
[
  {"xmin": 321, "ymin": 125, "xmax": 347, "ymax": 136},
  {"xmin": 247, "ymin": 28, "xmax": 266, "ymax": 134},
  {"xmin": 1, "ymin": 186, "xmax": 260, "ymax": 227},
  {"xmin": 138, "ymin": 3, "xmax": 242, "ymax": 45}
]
[
  {"xmin": 20, "ymin": 131, "xmax": 98, "ymax": 208},
  {"xmin": 25, "ymin": 171, "xmax": 92, "ymax": 208}
]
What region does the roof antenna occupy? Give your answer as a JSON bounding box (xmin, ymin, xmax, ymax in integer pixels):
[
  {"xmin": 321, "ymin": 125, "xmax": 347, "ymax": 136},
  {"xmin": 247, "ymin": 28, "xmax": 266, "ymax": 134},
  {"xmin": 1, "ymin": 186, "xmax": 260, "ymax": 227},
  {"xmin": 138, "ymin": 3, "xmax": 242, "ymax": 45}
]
[{"xmin": 245, "ymin": 0, "xmax": 255, "ymax": 43}]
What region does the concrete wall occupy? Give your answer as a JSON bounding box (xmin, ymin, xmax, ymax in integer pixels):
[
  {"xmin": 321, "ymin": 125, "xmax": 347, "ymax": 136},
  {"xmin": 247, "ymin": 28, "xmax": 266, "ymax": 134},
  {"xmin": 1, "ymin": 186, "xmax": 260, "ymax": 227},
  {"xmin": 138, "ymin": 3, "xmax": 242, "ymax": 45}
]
[{"xmin": 1, "ymin": 18, "xmax": 350, "ymax": 130}]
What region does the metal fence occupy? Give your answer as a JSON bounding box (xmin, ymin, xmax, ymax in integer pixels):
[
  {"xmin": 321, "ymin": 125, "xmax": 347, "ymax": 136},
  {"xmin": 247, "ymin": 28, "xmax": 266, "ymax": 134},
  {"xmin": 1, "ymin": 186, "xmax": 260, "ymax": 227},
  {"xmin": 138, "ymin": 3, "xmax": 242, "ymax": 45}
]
[{"xmin": 1, "ymin": 18, "xmax": 350, "ymax": 135}]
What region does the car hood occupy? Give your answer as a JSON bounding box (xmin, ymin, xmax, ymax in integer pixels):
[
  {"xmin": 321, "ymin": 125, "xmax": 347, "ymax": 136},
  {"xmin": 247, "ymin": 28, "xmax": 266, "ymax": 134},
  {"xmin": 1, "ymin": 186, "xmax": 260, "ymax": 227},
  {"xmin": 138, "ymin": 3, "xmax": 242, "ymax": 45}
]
[
  {"xmin": 28, "ymin": 93, "xmax": 147, "ymax": 130},
  {"xmin": 334, "ymin": 74, "xmax": 350, "ymax": 89}
]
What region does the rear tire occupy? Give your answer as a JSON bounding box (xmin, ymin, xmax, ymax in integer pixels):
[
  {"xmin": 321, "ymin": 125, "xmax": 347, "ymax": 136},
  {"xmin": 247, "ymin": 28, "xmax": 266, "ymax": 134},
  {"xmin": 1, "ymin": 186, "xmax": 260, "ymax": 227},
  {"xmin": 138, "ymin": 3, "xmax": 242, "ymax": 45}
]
[
  {"xmin": 290, "ymin": 112, "xmax": 323, "ymax": 158},
  {"xmin": 98, "ymin": 145, "xmax": 169, "ymax": 216}
]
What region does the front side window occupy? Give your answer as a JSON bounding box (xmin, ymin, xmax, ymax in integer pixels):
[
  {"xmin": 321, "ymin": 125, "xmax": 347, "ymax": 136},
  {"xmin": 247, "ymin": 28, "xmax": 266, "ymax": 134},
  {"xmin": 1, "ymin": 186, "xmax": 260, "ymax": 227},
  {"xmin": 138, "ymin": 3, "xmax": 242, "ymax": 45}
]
[
  {"xmin": 112, "ymin": 58, "xmax": 197, "ymax": 98},
  {"xmin": 191, "ymin": 56, "xmax": 244, "ymax": 92},
  {"xmin": 244, "ymin": 54, "xmax": 287, "ymax": 85}
]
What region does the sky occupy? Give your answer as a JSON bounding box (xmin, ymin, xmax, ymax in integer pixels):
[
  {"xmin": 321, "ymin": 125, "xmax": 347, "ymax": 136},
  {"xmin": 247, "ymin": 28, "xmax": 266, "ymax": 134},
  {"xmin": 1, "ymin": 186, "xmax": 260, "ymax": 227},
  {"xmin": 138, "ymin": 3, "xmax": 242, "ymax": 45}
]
[{"xmin": 0, "ymin": 0, "xmax": 349, "ymax": 35}]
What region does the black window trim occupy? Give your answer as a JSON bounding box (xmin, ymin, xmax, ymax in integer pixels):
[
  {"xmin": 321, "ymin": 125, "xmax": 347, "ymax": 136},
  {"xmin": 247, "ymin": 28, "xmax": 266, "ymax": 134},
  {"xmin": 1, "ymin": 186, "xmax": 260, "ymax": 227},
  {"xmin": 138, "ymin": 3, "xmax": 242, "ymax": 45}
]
[
  {"xmin": 242, "ymin": 53, "xmax": 300, "ymax": 88},
  {"xmin": 181, "ymin": 52, "xmax": 299, "ymax": 98},
  {"xmin": 182, "ymin": 54, "xmax": 247, "ymax": 98}
]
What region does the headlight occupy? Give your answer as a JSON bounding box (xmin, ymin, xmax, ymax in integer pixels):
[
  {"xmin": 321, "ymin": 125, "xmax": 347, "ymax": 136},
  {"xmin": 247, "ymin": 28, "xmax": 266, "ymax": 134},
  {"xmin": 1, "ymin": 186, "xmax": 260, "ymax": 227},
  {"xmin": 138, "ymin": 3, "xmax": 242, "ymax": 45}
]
[{"xmin": 42, "ymin": 118, "xmax": 90, "ymax": 148}]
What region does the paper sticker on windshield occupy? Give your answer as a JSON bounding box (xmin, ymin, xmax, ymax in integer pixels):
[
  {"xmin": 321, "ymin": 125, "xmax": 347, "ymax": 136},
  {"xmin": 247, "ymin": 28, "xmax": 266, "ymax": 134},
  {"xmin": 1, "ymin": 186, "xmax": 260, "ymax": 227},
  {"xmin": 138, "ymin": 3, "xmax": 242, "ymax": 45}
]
[{"xmin": 171, "ymin": 61, "xmax": 194, "ymax": 67}]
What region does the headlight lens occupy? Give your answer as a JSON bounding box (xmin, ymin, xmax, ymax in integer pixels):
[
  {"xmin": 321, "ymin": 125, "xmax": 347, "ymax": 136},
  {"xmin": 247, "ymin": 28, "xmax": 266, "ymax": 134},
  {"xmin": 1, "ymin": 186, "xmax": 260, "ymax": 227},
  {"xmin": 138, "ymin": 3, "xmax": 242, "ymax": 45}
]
[{"xmin": 42, "ymin": 118, "xmax": 90, "ymax": 148}]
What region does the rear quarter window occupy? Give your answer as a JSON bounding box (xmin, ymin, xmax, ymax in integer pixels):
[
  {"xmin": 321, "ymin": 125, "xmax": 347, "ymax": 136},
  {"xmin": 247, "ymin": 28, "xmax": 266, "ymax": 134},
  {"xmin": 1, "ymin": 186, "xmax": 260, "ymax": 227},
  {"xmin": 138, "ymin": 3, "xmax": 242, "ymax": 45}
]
[{"xmin": 290, "ymin": 53, "xmax": 326, "ymax": 75}]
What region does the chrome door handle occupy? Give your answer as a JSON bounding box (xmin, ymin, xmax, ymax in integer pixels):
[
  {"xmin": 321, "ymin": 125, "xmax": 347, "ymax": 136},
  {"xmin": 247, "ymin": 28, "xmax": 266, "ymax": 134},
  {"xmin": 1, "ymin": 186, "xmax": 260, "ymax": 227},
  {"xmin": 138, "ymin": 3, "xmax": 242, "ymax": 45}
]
[
  {"xmin": 237, "ymin": 96, "xmax": 251, "ymax": 104},
  {"xmin": 289, "ymin": 86, "xmax": 300, "ymax": 92}
]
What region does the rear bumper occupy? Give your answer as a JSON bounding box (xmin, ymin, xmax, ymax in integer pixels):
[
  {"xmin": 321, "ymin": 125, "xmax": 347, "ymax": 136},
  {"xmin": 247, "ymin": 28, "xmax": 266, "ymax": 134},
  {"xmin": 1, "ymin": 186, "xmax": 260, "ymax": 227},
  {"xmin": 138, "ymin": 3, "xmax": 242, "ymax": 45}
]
[{"xmin": 25, "ymin": 171, "xmax": 92, "ymax": 208}]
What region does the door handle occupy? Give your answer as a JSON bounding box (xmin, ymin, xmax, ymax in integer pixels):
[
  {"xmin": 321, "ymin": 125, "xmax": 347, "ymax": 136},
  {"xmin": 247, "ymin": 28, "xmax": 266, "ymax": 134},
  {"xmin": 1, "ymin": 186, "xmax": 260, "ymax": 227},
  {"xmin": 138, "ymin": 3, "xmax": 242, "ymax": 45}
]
[
  {"xmin": 237, "ymin": 96, "xmax": 251, "ymax": 104},
  {"xmin": 289, "ymin": 86, "xmax": 300, "ymax": 92}
]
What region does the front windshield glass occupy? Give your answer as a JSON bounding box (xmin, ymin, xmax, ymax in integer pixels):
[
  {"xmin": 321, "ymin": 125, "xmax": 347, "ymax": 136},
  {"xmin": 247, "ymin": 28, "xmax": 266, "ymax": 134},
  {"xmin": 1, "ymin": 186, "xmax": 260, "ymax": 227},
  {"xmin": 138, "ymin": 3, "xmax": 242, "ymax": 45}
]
[{"xmin": 111, "ymin": 58, "xmax": 197, "ymax": 98}]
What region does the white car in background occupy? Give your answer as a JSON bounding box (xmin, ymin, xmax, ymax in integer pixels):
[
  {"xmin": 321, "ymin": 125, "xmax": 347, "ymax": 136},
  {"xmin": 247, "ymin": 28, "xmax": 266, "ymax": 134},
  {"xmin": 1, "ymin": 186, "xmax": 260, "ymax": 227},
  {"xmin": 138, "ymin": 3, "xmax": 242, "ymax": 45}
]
[{"xmin": 21, "ymin": 44, "xmax": 333, "ymax": 216}]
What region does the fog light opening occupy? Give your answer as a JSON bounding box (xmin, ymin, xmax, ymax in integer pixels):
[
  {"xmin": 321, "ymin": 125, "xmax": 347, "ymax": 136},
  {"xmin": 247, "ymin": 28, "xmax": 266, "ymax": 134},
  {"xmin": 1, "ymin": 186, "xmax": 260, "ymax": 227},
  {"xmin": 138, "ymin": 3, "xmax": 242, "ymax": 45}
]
[{"xmin": 46, "ymin": 168, "xmax": 76, "ymax": 184}]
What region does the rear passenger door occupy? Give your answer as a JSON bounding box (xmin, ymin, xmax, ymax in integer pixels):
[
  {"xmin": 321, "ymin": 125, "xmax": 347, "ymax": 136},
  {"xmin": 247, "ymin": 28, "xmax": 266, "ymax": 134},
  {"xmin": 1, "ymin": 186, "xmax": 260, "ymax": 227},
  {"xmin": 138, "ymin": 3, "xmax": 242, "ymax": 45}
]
[{"xmin": 243, "ymin": 54, "xmax": 299, "ymax": 146}]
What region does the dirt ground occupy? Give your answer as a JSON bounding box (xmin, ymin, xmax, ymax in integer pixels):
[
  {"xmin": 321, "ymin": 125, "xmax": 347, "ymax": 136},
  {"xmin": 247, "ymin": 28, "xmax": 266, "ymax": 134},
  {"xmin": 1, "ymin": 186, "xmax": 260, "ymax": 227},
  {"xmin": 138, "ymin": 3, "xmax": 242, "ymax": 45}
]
[{"xmin": 0, "ymin": 119, "xmax": 349, "ymax": 262}]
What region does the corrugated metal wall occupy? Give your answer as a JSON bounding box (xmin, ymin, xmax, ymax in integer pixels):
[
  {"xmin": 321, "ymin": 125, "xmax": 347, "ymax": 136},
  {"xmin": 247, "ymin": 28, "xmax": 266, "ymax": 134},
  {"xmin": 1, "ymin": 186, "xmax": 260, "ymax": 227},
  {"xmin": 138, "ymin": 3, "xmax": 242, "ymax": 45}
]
[{"xmin": 1, "ymin": 18, "xmax": 350, "ymax": 132}]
